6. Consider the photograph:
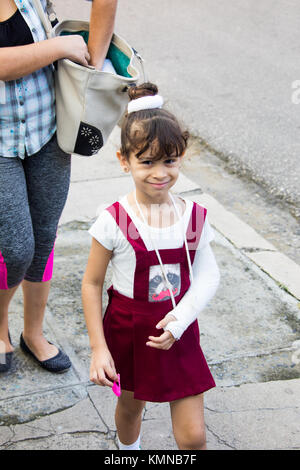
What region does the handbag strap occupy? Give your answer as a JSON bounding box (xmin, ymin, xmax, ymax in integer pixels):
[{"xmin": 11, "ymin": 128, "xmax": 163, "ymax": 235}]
[
  {"xmin": 32, "ymin": 0, "xmax": 54, "ymax": 38},
  {"xmin": 132, "ymin": 48, "xmax": 148, "ymax": 83}
]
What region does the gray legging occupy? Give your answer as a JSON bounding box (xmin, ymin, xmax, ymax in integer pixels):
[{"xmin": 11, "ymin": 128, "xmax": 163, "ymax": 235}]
[{"xmin": 0, "ymin": 134, "xmax": 71, "ymax": 289}]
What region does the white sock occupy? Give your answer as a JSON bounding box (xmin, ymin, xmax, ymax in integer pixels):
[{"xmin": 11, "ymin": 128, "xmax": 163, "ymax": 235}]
[{"xmin": 118, "ymin": 433, "xmax": 141, "ymax": 450}]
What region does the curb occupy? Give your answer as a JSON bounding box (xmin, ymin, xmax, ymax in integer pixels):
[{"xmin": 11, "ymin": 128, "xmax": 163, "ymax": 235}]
[{"xmin": 191, "ymin": 193, "xmax": 300, "ymax": 301}]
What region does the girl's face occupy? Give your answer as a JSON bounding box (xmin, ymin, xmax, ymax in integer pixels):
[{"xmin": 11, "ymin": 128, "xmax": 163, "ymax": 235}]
[{"xmin": 117, "ymin": 147, "xmax": 183, "ymax": 204}]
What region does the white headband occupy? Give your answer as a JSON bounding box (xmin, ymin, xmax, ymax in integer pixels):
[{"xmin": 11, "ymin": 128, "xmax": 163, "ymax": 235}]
[{"xmin": 127, "ymin": 94, "xmax": 164, "ymax": 114}]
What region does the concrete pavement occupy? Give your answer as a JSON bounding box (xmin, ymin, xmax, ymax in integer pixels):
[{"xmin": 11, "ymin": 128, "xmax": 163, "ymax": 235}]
[{"xmin": 0, "ymin": 127, "xmax": 300, "ymax": 450}]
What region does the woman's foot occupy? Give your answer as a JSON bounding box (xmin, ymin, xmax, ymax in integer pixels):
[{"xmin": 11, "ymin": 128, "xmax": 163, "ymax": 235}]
[
  {"xmin": 20, "ymin": 333, "xmax": 71, "ymax": 373},
  {"xmin": 21, "ymin": 333, "xmax": 58, "ymax": 362}
]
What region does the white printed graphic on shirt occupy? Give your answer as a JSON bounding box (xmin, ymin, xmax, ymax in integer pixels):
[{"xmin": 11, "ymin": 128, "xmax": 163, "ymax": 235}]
[
  {"xmin": 148, "ymin": 264, "xmax": 181, "ymax": 303},
  {"xmin": 0, "ymin": 81, "xmax": 6, "ymax": 104}
]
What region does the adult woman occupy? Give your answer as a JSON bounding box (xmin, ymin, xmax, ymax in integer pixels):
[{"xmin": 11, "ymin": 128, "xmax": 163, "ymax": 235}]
[{"xmin": 0, "ymin": 0, "xmax": 118, "ymax": 373}]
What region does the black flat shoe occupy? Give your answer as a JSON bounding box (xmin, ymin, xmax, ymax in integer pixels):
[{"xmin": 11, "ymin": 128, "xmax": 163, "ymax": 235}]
[
  {"xmin": 0, "ymin": 330, "xmax": 13, "ymax": 373},
  {"xmin": 20, "ymin": 333, "xmax": 71, "ymax": 373}
]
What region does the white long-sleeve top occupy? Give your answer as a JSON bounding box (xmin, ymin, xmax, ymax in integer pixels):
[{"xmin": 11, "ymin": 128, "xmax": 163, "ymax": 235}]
[
  {"xmin": 89, "ymin": 195, "xmax": 220, "ymax": 340},
  {"xmin": 164, "ymin": 243, "xmax": 220, "ymax": 339}
]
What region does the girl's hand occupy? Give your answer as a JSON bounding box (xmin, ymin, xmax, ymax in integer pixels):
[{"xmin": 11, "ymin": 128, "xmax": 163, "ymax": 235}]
[
  {"xmin": 146, "ymin": 314, "xmax": 177, "ymax": 350},
  {"xmin": 90, "ymin": 347, "xmax": 118, "ymax": 387}
]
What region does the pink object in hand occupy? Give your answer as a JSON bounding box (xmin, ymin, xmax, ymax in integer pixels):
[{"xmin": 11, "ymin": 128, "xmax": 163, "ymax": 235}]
[{"xmin": 112, "ymin": 373, "xmax": 121, "ymax": 397}]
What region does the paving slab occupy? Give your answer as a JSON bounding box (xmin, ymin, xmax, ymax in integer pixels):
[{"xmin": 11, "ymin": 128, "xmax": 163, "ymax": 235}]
[
  {"xmin": 5, "ymin": 431, "xmax": 116, "ymax": 451},
  {"xmin": 205, "ymin": 379, "xmax": 300, "ymax": 450},
  {"xmin": 0, "ymin": 289, "xmax": 87, "ymax": 425}
]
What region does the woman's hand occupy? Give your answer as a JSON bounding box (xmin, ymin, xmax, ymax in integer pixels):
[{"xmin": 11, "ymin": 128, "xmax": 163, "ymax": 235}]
[
  {"xmin": 0, "ymin": 35, "xmax": 91, "ymax": 81},
  {"xmin": 56, "ymin": 35, "xmax": 91, "ymax": 67},
  {"xmin": 90, "ymin": 346, "xmax": 118, "ymax": 387},
  {"xmin": 146, "ymin": 314, "xmax": 177, "ymax": 350}
]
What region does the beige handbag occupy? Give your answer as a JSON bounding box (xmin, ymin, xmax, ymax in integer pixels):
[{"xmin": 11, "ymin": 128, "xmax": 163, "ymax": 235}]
[{"xmin": 33, "ymin": 0, "xmax": 143, "ymax": 156}]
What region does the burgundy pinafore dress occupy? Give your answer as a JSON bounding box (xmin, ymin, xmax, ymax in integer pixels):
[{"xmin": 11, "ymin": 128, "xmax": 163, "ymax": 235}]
[{"xmin": 103, "ymin": 201, "xmax": 215, "ymax": 402}]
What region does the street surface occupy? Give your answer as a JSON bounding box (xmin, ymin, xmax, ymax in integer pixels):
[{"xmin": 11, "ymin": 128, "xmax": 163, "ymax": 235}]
[{"xmin": 56, "ymin": 0, "xmax": 300, "ymax": 218}]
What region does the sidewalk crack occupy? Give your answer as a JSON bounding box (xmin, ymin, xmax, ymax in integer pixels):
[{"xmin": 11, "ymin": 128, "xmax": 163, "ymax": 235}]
[
  {"xmin": 205, "ymin": 423, "xmax": 236, "ymax": 449},
  {"xmin": 242, "ymin": 247, "xmax": 277, "ymax": 253},
  {"xmin": 88, "ymin": 393, "xmax": 111, "ymax": 436}
]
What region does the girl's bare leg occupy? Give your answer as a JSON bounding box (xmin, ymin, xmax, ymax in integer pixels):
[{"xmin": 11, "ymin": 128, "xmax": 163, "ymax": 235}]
[
  {"xmin": 170, "ymin": 393, "xmax": 207, "ymax": 450},
  {"xmin": 115, "ymin": 390, "xmax": 146, "ymax": 445}
]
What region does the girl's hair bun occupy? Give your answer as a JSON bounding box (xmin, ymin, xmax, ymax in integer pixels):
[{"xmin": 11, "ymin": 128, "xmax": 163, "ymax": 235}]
[{"xmin": 128, "ymin": 82, "xmax": 158, "ymax": 101}]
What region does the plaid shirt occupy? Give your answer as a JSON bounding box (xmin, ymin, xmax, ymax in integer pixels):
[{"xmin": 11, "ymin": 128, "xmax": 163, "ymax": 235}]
[{"xmin": 0, "ymin": 0, "xmax": 56, "ymax": 158}]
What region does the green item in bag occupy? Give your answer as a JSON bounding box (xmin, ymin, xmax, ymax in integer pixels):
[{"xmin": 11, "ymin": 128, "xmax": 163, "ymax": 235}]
[{"xmin": 60, "ymin": 30, "xmax": 131, "ymax": 77}]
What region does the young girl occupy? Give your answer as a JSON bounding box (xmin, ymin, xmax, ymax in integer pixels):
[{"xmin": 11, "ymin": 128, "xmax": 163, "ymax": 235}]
[{"xmin": 82, "ymin": 83, "xmax": 220, "ymax": 451}]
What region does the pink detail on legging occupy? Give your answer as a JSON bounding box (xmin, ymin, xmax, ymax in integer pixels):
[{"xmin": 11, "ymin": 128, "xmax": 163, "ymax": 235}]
[
  {"xmin": 42, "ymin": 246, "xmax": 55, "ymax": 282},
  {"xmin": 0, "ymin": 251, "xmax": 8, "ymax": 290}
]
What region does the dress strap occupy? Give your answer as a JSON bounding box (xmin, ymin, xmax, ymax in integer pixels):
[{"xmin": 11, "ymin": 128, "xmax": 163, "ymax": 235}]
[
  {"xmin": 169, "ymin": 193, "xmax": 194, "ymax": 285},
  {"xmin": 186, "ymin": 203, "xmax": 207, "ymax": 262},
  {"xmin": 106, "ymin": 201, "xmax": 147, "ymax": 252}
]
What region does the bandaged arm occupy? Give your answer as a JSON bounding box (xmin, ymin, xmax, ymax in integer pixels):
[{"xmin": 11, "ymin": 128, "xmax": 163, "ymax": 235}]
[{"xmin": 164, "ymin": 243, "xmax": 220, "ymax": 340}]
